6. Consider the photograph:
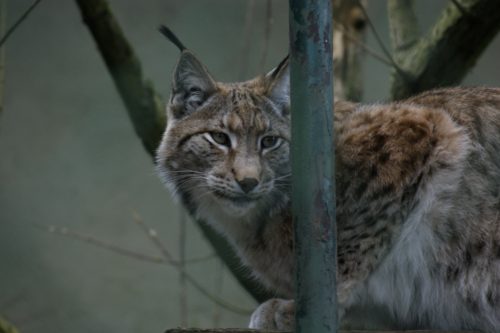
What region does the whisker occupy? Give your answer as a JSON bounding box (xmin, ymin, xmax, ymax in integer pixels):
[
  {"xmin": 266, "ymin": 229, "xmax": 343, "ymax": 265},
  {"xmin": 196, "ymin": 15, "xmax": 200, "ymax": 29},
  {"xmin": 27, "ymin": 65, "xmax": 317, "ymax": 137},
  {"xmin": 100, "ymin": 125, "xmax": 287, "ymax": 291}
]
[
  {"xmin": 274, "ymin": 173, "xmax": 292, "ymax": 181},
  {"xmin": 167, "ymin": 169, "xmax": 206, "ymax": 175}
]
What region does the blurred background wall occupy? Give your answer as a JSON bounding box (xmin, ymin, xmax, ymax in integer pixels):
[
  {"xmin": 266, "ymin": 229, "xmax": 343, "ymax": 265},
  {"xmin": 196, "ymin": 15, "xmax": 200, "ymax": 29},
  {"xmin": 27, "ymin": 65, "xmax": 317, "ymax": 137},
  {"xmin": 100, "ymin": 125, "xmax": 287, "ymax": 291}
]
[{"xmin": 0, "ymin": 1, "xmax": 499, "ymax": 332}]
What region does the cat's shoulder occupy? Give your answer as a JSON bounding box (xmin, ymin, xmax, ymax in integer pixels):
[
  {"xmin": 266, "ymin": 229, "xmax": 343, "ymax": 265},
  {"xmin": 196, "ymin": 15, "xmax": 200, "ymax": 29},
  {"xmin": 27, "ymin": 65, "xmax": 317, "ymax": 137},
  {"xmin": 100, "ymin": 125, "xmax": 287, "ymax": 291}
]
[{"xmin": 336, "ymin": 96, "xmax": 471, "ymax": 196}]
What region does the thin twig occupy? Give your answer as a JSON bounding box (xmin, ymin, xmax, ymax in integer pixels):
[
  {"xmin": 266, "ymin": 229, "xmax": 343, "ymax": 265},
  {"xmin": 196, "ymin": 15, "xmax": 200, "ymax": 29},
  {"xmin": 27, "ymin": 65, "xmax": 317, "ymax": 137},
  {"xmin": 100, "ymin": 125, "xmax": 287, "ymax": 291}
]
[
  {"xmin": 35, "ymin": 224, "xmax": 166, "ymax": 264},
  {"xmin": 132, "ymin": 212, "xmax": 252, "ymax": 315},
  {"xmin": 238, "ymin": 0, "xmax": 256, "ymax": 79},
  {"xmin": 132, "ymin": 211, "xmax": 175, "ymax": 262},
  {"xmin": 259, "ymin": 0, "xmax": 273, "ymax": 72},
  {"xmin": 75, "ymin": 0, "xmax": 269, "ymax": 303},
  {"xmin": 0, "ymin": 316, "xmax": 20, "ymax": 333},
  {"xmin": 450, "ymin": 0, "xmax": 468, "ymax": 17},
  {"xmin": 181, "ymin": 269, "xmax": 250, "ymax": 315},
  {"xmin": 212, "ymin": 259, "xmax": 225, "ymax": 327},
  {"xmin": 184, "ymin": 254, "xmax": 217, "ymax": 264},
  {"xmin": 37, "ymin": 221, "xmax": 251, "ymax": 315},
  {"xmin": 7, "ymin": 306, "xmax": 51, "ymax": 332},
  {"xmin": 35, "ymin": 223, "xmax": 216, "ymax": 265},
  {"xmin": 179, "ymin": 209, "xmax": 188, "ymax": 327},
  {"xmin": 0, "ymin": 0, "xmax": 6, "ymax": 117},
  {"xmin": 0, "ymin": 294, "xmax": 26, "ymax": 312},
  {"xmin": 355, "ymin": 0, "xmax": 392, "ymax": 61},
  {"xmin": 0, "ymin": 0, "xmax": 42, "ymax": 47},
  {"xmin": 334, "ymin": 22, "xmax": 393, "ymax": 68},
  {"xmin": 355, "ymin": 0, "xmax": 408, "ymax": 78}
]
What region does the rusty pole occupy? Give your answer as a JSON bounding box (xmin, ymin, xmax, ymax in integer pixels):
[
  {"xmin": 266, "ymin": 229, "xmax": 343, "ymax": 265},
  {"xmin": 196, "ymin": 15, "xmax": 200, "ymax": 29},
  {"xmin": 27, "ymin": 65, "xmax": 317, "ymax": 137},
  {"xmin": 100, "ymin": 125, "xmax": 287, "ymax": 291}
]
[{"xmin": 289, "ymin": 0, "xmax": 337, "ymax": 332}]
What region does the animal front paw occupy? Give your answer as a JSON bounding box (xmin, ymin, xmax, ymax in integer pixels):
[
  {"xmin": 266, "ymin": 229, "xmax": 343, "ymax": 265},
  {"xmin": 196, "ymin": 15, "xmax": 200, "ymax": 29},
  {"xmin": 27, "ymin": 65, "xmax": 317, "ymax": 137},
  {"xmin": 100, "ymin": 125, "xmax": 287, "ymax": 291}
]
[{"xmin": 248, "ymin": 298, "xmax": 295, "ymax": 330}]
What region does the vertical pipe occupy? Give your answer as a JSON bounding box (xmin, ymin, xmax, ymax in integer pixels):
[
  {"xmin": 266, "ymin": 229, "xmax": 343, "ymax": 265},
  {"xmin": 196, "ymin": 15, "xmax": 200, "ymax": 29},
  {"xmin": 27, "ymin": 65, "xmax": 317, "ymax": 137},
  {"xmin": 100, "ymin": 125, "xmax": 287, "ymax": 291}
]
[{"xmin": 289, "ymin": 0, "xmax": 337, "ymax": 332}]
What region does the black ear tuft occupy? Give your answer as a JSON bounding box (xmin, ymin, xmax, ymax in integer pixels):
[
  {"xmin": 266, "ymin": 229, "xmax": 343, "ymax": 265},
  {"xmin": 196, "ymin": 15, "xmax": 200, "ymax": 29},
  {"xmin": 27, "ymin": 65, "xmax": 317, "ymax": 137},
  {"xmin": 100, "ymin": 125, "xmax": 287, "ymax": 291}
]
[
  {"xmin": 170, "ymin": 51, "xmax": 216, "ymax": 118},
  {"xmin": 265, "ymin": 55, "xmax": 290, "ymax": 112},
  {"xmin": 159, "ymin": 25, "xmax": 187, "ymax": 51}
]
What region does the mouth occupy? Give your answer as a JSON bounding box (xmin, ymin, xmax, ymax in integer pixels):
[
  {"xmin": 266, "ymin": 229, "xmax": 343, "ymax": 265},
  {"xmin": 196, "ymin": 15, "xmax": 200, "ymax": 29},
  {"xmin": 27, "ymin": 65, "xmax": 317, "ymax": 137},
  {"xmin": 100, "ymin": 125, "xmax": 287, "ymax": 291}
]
[{"xmin": 212, "ymin": 190, "xmax": 258, "ymax": 206}]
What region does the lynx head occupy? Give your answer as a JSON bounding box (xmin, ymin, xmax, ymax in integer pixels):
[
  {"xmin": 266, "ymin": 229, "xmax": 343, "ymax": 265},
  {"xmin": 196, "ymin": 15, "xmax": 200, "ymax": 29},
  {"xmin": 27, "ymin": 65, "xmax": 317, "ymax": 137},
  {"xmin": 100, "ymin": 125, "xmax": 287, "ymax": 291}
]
[{"xmin": 156, "ymin": 50, "xmax": 291, "ymax": 223}]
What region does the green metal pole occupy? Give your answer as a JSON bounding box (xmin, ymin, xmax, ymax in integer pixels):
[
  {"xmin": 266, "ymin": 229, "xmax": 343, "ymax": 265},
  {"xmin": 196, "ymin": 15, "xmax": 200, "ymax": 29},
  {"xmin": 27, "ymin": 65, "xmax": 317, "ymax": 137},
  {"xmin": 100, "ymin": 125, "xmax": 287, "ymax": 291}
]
[{"xmin": 289, "ymin": 0, "xmax": 337, "ymax": 332}]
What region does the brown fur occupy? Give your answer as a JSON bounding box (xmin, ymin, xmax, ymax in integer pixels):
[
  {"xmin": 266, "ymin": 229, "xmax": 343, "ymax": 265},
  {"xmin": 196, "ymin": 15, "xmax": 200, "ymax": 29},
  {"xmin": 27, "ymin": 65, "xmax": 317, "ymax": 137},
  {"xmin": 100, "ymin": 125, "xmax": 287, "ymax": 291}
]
[{"xmin": 156, "ymin": 49, "xmax": 500, "ymax": 331}]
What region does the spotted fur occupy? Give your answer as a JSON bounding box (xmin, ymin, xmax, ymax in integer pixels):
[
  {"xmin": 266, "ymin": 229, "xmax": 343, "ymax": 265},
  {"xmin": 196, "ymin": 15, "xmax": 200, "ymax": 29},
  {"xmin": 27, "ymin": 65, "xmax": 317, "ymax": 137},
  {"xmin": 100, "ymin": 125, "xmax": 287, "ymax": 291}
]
[{"xmin": 156, "ymin": 49, "xmax": 500, "ymax": 332}]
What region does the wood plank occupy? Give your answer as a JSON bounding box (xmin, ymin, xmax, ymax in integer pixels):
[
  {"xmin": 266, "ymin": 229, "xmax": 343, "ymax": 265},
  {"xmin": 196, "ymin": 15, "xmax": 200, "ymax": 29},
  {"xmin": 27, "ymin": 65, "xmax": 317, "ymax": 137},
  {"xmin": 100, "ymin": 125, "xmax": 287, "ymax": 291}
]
[{"xmin": 165, "ymin": 329, "xmax": 481, "ymax": 333}]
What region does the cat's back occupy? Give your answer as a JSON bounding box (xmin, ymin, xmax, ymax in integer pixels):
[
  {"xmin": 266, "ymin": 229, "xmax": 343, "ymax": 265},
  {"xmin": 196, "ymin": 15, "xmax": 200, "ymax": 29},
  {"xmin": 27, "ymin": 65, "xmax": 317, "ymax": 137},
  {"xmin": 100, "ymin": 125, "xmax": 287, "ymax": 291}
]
[
  {"xmin": 407, "ymin": 87, "xmax": 500, "ymax": 148},
  {"xmin": 402, "ymin": 87, "xmax": 500, "ymax": 331},
  {"xmin": 341, "ymin": 87, "xmax": 500, "ymax": 331},
  {"xmin": 408, "ymin": 86, "xmax": 500, "ymax": 211}
]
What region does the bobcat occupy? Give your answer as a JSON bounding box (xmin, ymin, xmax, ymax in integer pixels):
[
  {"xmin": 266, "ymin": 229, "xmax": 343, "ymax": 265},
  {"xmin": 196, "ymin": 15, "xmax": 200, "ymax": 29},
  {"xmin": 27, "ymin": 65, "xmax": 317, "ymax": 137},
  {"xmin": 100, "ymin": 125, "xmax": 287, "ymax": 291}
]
[{"xmin": 156, "ymin": 28, "xmax": 500, "ymax": 332}]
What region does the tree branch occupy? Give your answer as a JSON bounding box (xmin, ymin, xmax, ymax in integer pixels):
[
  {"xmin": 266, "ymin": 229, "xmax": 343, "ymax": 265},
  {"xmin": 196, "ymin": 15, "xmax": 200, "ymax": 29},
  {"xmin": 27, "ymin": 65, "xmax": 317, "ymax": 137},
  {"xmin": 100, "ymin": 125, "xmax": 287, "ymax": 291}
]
[
  {"xmin": 332, "ymin": 0, "xmax": 368, "ymax": 101},
  {"xmin": 195, "ymin": 221, "xmax": 274, "ymax": 303},
  {"xmin": 73, "ymin": 0, "xmax": 399, "ymax": 308},
  {"xmin": 259, "ymin": 0, "xmax": 273, "ymax": 72},
  {"xmin": 73, "ymin": 0, "xmax": 273, "ymax": 304},
  {"xmin": 0, "ymin": 0, "xmax": 42, "ymax": 47},
  {"xmin": 74, "ymin": 0, "xmax": 165, "ymax": 156},
  {"xmin": 0, "ymin": 0, "xmax": 5, "ymax": 117},
  {"xmin": 389, "ymin": 0, "xmax": 500, "ymax": 100},
  {"xmin": 36, "ymin": 221, "xmax": 252, "ymax": 315},
  {"xmin": 0, "ymin": 317, "xmax": 19, "ymax": 333},
  {"xmin": 387, "ymin": 0, "xmax": 420, "ymax": 64}
]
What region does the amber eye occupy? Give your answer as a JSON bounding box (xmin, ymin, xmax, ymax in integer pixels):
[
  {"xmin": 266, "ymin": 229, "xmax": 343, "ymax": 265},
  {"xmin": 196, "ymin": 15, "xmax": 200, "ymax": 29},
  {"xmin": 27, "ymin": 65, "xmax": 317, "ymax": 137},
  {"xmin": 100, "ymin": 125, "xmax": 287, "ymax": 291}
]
[
  {"xmin": 210, "ymin": 132, "xmax": 231, "ymax": 147},
  {"xmin": 261, "ymin": 136, "xmax": 280, "ymax": 149}
]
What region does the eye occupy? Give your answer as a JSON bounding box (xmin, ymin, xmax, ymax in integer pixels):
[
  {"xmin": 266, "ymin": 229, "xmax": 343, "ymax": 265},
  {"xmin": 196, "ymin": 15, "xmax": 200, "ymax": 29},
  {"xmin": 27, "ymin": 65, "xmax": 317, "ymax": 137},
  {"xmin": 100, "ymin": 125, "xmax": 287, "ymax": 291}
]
[
  {"xmin": 261, "ymin": 136, "xmax": 280, "ymax": 149},
  {"xmin": 210, "ymin": 132, "xmax": 231, "ymax": 147},
  {"xmin": 189, "ymin": 86, "xmax": 202, "ymax": 94}
]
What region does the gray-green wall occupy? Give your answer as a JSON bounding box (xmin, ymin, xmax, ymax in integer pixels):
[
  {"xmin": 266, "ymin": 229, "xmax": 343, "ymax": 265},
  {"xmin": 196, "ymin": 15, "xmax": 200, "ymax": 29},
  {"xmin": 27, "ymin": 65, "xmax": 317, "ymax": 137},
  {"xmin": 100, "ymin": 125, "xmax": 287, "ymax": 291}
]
[{"xmin": 0, "ymin": 1, "xmax": 499, "ymax": 332}]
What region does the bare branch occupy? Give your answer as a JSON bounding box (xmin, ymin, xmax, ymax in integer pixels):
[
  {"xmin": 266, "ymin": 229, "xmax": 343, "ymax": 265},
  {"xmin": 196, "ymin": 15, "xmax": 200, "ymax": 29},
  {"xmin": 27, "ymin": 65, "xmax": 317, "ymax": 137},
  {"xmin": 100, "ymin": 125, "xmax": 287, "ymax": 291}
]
[
  {"xmin": 332, "ymin": 0, "xmax": 368, "ymax": 101},
  {"xmin": 334, "ymin": 22, "xmax": 394, "ymax": 68},
  {"xmin": 131, "ymin": 212, "xmax": 252, "ymax": 315},
  {"xmin": 355, "ymin": 0, "xmax": 408, "ymax": 81},
  {"xmin": 212, "ymin": 260, "xmax": 225, "ymax": 327},
  {"xmin": 238, "ymin": 0, "xmax": 256, "ymax": 79},
  {"xmin": 132, "ymin": 211, "xmax": 175, "ymax": 262},
  {"xmin": 74, "ymin": 0, "xmax": 270, "ymax": 304},
  {"xmin": 36, "ymin": 223, "xmax": 215, "ymax": 265},
  {"xmin": 387, "ymin": 0, "xmax": 420, "ymax": 63},
  {"xmin": 195, "ymin": 220, "xmax": 274, "ymax": 302},
  {"xmin": 179, "ymin": 210, "xmax": 188, "ymax": 327},
  {"xmin": 184, "ymin": 254, "xmax": 217, "ymax": 264},
  {"xmin": 259, "ymin": 0, "xmax": 273, "ymax": 71},
  {"xmin": 0, "ymin": 316, "xmax": 20, "ymax": 333},
  {"xmin": 74, "ymin": 0, "xmax": 165, "ymax": 156},
  {"xmin": 0, "ymin": 0, "xmax": 42, "ymax": 47},
  {"xmin": 37, "ymin": 221, "xmax": 252, "ymax": 315},
  {"xmin": 450, "ymin": 0, "xmax": 468, "ymax": 16},
  {"xmin": 35, "ymin": 223, "xmax": 166, "ymax": 264},
  {"xmin": 181, "ymin": 270, "xmax": 251, "ymax": 315},
  {"xmin": 390, "ymin": 0, "xmax": 500, "ymax": 100},
  {"xmin": 356, "ymin": 1, "xmax": 393, "ymax": 66},
  {"xmin": 0, "ymin": 0, "xmax": 5, "ymax": 117}
]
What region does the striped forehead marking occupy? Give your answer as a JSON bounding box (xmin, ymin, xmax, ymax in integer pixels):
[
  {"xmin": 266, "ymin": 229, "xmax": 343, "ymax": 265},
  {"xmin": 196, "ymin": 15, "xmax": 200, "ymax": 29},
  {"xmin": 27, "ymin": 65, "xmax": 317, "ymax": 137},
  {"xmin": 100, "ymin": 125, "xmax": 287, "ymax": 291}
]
[{"xmin": 222, "ymin": 88, "xmax": 271, "ymax": 133}]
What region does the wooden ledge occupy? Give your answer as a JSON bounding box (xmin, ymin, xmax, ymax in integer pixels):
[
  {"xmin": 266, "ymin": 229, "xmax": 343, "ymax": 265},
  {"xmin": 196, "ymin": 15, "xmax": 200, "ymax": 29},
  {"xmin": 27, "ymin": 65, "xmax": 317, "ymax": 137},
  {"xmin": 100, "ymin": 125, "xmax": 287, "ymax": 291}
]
[
  {"xmin": 166, "ymin": 329, "xmax": 481, "ymax": 333},
  {"xmin": 166, "ymin": 330, "xmax": 288, "ymax": 333}
]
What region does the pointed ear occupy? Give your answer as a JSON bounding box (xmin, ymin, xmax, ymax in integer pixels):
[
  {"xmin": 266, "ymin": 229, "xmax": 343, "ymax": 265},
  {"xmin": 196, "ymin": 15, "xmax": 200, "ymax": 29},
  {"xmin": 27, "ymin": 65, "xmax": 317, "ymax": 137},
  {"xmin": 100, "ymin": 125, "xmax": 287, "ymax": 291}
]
[
  {"xmin": 265, "ymin": 56, "xmax": 290, "ymax": 112},
  {"xmin": 170, "ymin": 50, "xmax": 216, "ymax": 118}
]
